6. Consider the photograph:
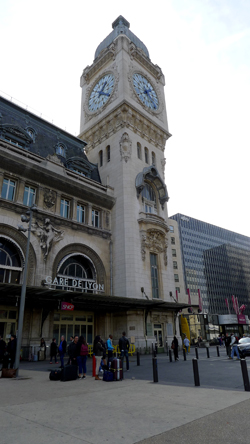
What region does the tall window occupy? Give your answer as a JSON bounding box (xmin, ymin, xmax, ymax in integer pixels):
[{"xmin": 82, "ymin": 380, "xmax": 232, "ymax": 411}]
[
  {"xmin": 172, "ymin": 249, "xmax": 177, "ymax": 257},
  {"xmin": 145, "ymin": 147, "xmax": 149, "ymax": 164},
  {"xmin": 137, "ymin": 142, "xmax": 142, "ymax": 160},
  {"xmin": 99, "ymin": 150, "xmax": 103, "ymax": 167},
  {"xmin": 173, "ymin": 261, "xmax": 178, "ymax": 269},
  {"xmin": 23, "ymin": 186, "xmax": 36, "ymax": 206},
  {"xmin": 60, "ymin": 199, "xmax": 70, "ymax": 218},
  {"xmin": 174, "ymin": 274, "xmax": 179, "ymax": 282},
  {"xmin": 141, "ymin": 183, "xmax": 156, "ymax": 214},
  {"xmin": 150, "ymin": 253, "xmax": 159, "ymax": 299},
  {"xmin": 1, "ymin": 179, "xmax": 16, "ymax": 201},
  {"xmin": 171, "ymin": 237, "xmax": 175, "ymax": 245},
  {"xmin": 92, "ymin": 209, "xmax": 100, "ymax": 228},
  {"xmin": 169, "ymin": 225, "xmax": 174, "ymax": 233},
  {"xmin": 152, "ymin": 152, "xmax": 156, "ymax": 165},
  {"xmin": 77, "ymin": 204, "xmax": 85, "ymax": 223},
  {"xmin": 106, "ymin": 145, "xmax": 110, "ymax": 163}
]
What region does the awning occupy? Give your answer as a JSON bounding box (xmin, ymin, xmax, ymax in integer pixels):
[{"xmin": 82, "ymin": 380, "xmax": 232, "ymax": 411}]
[{"xmin": 0, "ymin": 283, "xmax": 189, "ymax": 313}]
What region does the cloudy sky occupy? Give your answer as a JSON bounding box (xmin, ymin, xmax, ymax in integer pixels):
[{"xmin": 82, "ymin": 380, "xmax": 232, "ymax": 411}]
[{"xmin": 1, "ymin": 0, "xmax": 250, "ymax": 236}]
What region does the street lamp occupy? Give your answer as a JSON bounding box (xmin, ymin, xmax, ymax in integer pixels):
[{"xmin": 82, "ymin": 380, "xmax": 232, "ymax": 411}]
[{"xmin": 15, "ymin": 204, "xmax": 37, "ymax": 377}]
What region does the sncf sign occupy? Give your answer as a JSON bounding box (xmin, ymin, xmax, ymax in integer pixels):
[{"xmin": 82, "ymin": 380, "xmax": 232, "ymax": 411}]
[{"xmin": 61, "ymin": 302, "xmax": 74, "ymax": 311}]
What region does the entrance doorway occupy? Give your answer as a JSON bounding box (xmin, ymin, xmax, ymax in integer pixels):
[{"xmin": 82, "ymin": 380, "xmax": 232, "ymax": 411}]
[
  {"xmin": 154, "ymin": 324, "xmax": 163, "ymax": 347},
  {"xmin": 53, "ymin": 311, "xmax": 94, "ymax": 345}
]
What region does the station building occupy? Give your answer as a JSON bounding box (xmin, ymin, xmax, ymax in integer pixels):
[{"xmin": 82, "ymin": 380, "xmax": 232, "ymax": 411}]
[{"xmin": 0, "ymin": 17, "xmax": 188, "ymax": 354}]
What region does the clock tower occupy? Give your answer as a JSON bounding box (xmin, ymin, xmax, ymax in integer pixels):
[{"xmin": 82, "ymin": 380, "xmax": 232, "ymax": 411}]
[{"xmin": 79, "ymin": 16, "xmax": 175, "ymax": 315}]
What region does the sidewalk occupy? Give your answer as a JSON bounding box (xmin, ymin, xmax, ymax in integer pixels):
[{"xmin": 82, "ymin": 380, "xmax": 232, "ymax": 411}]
[{"xmin": 1, "ymin": 352, "xmax": 250, "ymax": 444}]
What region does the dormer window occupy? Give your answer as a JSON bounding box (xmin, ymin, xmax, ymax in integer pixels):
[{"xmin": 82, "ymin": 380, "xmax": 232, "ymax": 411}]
[
  {"xmin": 56, "ymin": 144, "xmax": 66, "ymax": 157},
  {"xmin": 26, "ymin": 127, "xmax": 36, "ymax": 142}
]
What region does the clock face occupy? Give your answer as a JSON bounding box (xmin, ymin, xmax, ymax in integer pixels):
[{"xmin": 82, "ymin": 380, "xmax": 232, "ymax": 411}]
[
  {"xmin": 88, "ymin": 74, "xmax": 114, "ymax": 111},
  {"xmin": 133, "ymin": 73, "xmax": 159, "ymax": 110}
]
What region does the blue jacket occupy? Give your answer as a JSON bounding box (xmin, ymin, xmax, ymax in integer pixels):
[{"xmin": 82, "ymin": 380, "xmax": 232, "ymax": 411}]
[{"xmin": 106, "ymin": 338, "xmax": 114, "ymax": 351}]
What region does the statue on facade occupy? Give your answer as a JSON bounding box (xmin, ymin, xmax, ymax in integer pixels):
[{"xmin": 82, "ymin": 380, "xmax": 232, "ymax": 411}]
[{"xmin": 32, "ymin": 218, "xmax": 64, "ymax": 260}]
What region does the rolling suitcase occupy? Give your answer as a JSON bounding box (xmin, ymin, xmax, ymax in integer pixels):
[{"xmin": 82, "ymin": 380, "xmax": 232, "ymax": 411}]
[
  {"xmin": 60, "ymin": 364, "xmax": 78, "ymax": 382},
  {"xmin": 49, "ymin": 369, "xmax": 62, "ymax": 381},
  {"xmin": 111, "ymin": 358, "xmax": 123, "ymax": 381}
]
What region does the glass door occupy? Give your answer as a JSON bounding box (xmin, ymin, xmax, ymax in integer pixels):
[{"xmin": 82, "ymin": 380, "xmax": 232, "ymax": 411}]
[{"xmin": 154, "ymin": 324, "xmax": 163, "ymax": 347}]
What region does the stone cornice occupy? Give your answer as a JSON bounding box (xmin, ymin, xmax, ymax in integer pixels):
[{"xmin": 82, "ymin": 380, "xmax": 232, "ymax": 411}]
[
  {"xmin": 80, "ymin": 43, "xmax": 117, "ymax": 86},
  {"xmin": 129, "ymin": 42, "xmax": 164, "ymax": 83},
  {"xmin": 80, "ymin": 102, "xmax": 171, "ymax": 153}
]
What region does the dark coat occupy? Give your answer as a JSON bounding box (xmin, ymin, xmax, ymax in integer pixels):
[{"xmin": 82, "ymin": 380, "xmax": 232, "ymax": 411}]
[
  {"xmin": 59, "ymin": 339, "xmax": 67, "ymax": 354},
  {"xmin": 119, "ymin": 336, "xmax": 129, "ymax": 351},
  {"xmin": 50, "ymin": 341, "xmax": 57, "ymax": 356}
]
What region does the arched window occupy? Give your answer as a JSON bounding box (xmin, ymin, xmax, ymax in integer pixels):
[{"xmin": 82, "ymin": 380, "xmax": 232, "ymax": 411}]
[
  {"xmin": 152, "ymin": 152, "xmax": 156, "ymax": 165},
  {"xmin": 106, "ymin": 145, "xmax": 110, "ymax": 162},
  {"xmin": 137, "ymin": 142, "xmax": 142, "ymax": 160},
  {"xmin": 0, "ymin": 237, "xmax": 23, "ymax": 284},
  {"xmin": 57, "ymin": 254, "xmax": 96, "ymax": 293},
  {"xmin": 141, "ymin": 183, "xmax": 157, "ymax": 214},
  {"xmin": 144, "ymin": 147, "xmax": 149, "ymax": 164},
  {"xmin": 99, "ymin": 150, "xmax": 103, "ymax": 167}
]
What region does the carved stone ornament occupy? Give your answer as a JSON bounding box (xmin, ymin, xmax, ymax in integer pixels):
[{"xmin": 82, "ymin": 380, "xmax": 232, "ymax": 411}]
[
  {"xmin": 46, "ymin": 153, "xmax": 63, "ymax": 165},
  {"xmin": 44, "ymin": 189, "xmax": 56, "ymax": 209},
  {"xmin": 32, "ymin": 218, "xmax": 64, "ymax": 261},
  {"xmin": 141, "ymin": 229, "xmax": 168, "ymax": 265},
  {"xmin": 84, "ymin": 64, "xmax": 119, "ymax": 122},
  {"xmin": 83, "ymin": 104, "xmax": 170, "ymax": 154},
  {"xmin": 119, "ymin": 132, "xmax": 132, "ymax": 162},
  {"xmin": 161, "ymin": 158, "xmax": 166, "ymax": 180}
]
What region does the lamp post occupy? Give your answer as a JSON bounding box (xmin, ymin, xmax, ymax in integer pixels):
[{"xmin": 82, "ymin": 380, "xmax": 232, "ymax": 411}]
[{"xmin": 15, "ymin": 204, "xmax": 37, "ymax": 377}]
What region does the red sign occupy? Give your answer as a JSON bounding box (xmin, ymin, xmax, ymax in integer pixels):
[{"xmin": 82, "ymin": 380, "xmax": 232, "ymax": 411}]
[
  {"xmin": 61, "ymin": 302, "xmax": 74, "ymax": 311},
  {"xmin": 237, "ymin": 314, "xmax": 246, "ymax": 324}
]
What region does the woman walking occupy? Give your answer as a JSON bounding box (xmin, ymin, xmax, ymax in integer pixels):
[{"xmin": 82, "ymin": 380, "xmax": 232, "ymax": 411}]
[{"xmin": 172, "ymin": 336, "xmax": 179, "ymax": 361}]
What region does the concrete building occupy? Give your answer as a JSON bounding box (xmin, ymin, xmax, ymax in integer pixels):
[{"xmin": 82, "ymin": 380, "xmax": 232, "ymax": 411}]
[
  {"xmin": 169, "ymin": 213, "xmax": 250, "ymax": 338},
  {"xmin": 0, "ymin": 17, "xmax": 188, "ymax": 356}
]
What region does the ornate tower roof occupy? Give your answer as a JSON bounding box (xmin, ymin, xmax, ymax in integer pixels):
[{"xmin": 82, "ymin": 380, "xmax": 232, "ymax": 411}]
[{"xmin": 94, "ymin": 16, "xmax": 150, "ymax": 60}]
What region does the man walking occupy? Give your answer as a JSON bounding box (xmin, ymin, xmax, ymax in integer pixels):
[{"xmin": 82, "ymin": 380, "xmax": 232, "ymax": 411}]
[
  {"xmin": 119, "ymin": 332, "xmax": 130, "ymax": 371},
  {"xmin": 228, "ymin": 333, "xmax": 240, "ymax": 360},
  {"xmin": 183, "ymin": 335, "xmax": 190, "ymax": 355},
  {"xmin": 58, "ymin": 335, "xmax": 67, "ymax": 368}
]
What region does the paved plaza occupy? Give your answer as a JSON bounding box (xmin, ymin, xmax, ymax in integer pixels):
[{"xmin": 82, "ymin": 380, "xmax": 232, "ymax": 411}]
[{"xmin": 1, "ymin": 347, "xmax": 250, "ymax": 444}]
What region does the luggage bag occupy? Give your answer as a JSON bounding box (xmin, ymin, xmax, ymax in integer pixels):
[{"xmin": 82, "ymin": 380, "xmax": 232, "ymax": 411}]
[
  {"xmin": 103, "ymin": 370, "xmax": 114, "ymax": 382},
  {"xmin": 49, "ymin": 369, "xmax": 62, "ymax": 381},
  {"xmin": 60, "ymin": 364, "xmax": 78, "ymax": 382},
  {"xmin": 111, "ymin": 358, "xmax": 123, "ymax": 381}
]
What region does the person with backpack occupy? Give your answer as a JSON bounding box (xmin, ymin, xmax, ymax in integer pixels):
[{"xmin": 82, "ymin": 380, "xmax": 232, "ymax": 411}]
[
  {"xmin": 119, "ymin": 332, "xmax": 130, "ymax": 371},
  {"xmin": 76, "ymin": 336, "xmax": 88, "ymax": 379}
]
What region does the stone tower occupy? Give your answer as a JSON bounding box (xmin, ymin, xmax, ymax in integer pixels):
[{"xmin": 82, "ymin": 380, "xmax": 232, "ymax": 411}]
[{"xmin": 79, "ymin": 16, "xmax": 175, "ymax": 302}]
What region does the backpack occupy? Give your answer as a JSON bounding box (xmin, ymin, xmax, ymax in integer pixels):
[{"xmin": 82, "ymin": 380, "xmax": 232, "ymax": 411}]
[{"xmin": 80, "ymin": 344, "xmax": 88, "ymax": 356}]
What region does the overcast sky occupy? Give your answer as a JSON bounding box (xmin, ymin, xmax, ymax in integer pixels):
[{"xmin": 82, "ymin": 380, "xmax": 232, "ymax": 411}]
[{"xmin": 1, "ymin": 0, "xmax": 250, "ymax": 236}]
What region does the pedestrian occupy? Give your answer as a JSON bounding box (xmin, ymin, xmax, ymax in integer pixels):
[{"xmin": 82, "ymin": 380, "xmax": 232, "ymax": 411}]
[
  {"xmin": 106, "ymin": 334, "xmax": 114, "ymax": 368},
  {"xmin": 76, "ymin": 335, "xmax": 88, "ymax": 379},
  {"xmin": 93, "ymin": 335, "xmax": 104, "ymax": 380},
  {"xmin": 119, "ymin": 331, "xmax": 130, "ymax": 371},
  {"xmin": 68, "ymin": 335, "xmax": 79, "ymax": 366},
  {"xmin": 50, "ymin": 338, "xmax": 58, "ymax": 364},
  {"xmin": 67, "ymin": 336, "xmax": 74, "ymax": 364},
  {"xmin": 0, "ymin": 335, "xmax": 6, "ymax": 364},
  {"xmin": 100, "ymin": 338, "xmax": 107, "ymax": 366},
  {"xmin": 225, "ymin": 333, "xmax": 231, "ymax": 356},
  {"xmin": 58, "ymin": 335, "xmax": 67, "ymax": 368},
  {"xmin": 40, "ymin": 337, "xmax": 46, "ymax": 358},
  {"xmin": 171, "ymin": 335, "xmax": 179, "ymax": 361},
  {"xmin": 183, "ymin": 335, "xmax": 190, "ymax": 354},
  {"xmin": 7, "ymin": 334, "xmax": 17, "ymax": 368},
  {"xmin": 228, "ymin": 333, "xmax": 240, "ymax": 360}
]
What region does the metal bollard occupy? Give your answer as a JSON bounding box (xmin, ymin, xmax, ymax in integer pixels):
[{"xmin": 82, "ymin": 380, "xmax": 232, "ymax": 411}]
[
  {"xmin": 137, "ymin": 351, "xmax": 140, "ymax": 366},
  {"xmin": 216, "ymin": 346, "xmax": 220, "ymax": 357},
  {"xmin": 195, "ymin": 347, "xmax": 199, "ymax": 359},
  {"xmin": 240, "ymin": 359, "xmax": 250, "ymax": 391},
  {"xmin": 92, "ymin": 355, "xmax": 96, "ymax": 377},
  {"xmin": 192, "ymin": 358, "xmax": 200, "ymax": 386},
  {"xmin": 152, "ymin": 343, "xmax": 154, "ymax": 355},
  {"xmin": 183, "ymin": 348, "xmax": 186, "ymax": 361},
  {"xmin": 169, "ymin": 349, "xmax": 172, "ymax": 362},
  {"xmin": 206, "ymin": 347, "xmax": 210, "ymax": 358},
  {"xmin": 152, "ymin": 357, "xmax": 158, "ymax": 383},
  {"xmin": 155, "ymin": 344, "xmax": 158, "ymax": 355}
]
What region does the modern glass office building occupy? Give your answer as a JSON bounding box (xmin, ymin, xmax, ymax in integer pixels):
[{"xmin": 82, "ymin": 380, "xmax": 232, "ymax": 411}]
[{"xmin": 169, "ymin": 214, "xmax": 250, "ymax": 317}]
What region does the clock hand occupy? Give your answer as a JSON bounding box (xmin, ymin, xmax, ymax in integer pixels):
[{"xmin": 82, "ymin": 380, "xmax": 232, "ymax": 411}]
[
  {"xmin": 99, "ymin": 91, "xmax": 110, "ymax": 97},
  {"xmin": 97, "ymin": 81, "xmax": 107, "ymax": 96}
]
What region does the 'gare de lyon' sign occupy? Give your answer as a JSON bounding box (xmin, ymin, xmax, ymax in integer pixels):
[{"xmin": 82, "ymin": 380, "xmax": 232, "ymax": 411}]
[{"xmin": 44, "ymin": 275, "xmax": 104, "ymax": 292}]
